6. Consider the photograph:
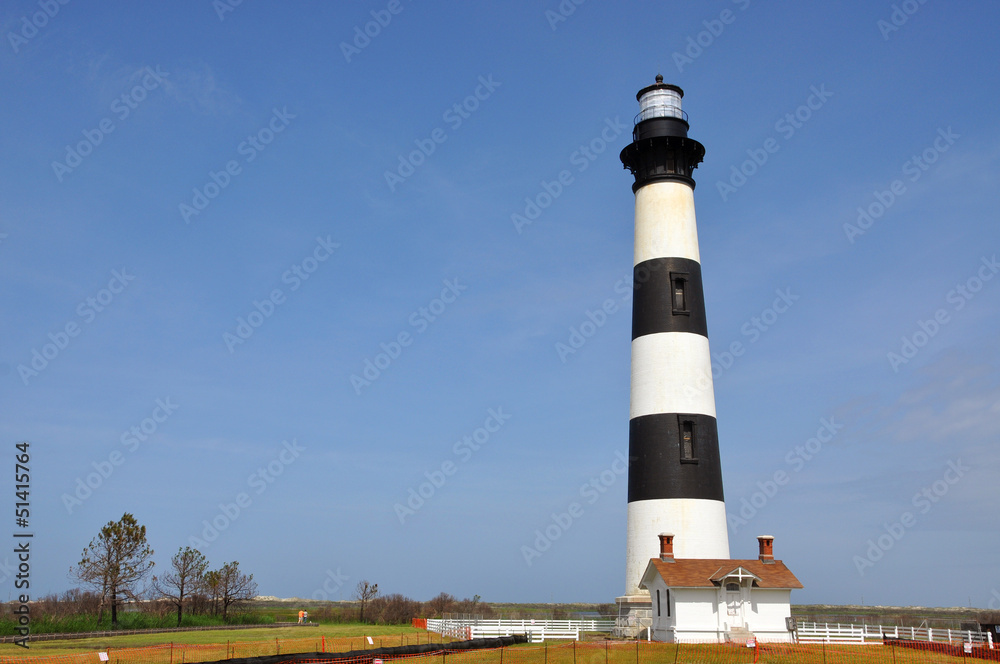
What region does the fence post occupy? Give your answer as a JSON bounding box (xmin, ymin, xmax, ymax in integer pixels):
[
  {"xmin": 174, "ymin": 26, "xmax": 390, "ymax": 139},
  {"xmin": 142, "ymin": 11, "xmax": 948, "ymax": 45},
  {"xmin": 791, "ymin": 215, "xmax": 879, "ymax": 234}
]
[
  {"xmin": 276, "ymin": 637, "xmax": 279, "ymax": 654},
  {"xmin": 170, "ymin": 642, "xmax": 173, "ymax": 664},
  {"xmin": 574, "ymin": 639, "xmax": 577, "ymax": 664},
  {"xmin": 322, "ymin": 636, "xmax": 326, "ymax": 652},
  {"xmin": 606, "ymin": 639, "xmax": 609, "ymax": 664}
]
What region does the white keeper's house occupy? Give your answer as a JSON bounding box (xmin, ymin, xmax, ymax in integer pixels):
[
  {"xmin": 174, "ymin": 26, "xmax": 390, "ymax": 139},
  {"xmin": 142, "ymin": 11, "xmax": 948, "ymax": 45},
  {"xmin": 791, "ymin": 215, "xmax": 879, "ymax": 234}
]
[{"xmin": 638, "ymin": 533, "xmax": 803, "ymax": 643}]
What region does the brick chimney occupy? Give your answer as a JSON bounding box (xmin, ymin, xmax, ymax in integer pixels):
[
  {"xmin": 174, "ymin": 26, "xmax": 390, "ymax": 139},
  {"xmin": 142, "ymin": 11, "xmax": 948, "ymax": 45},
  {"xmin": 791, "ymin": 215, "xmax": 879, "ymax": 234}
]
[
  {"xmin": 757, "ymin": 535, "xmax": 775, "ymax": 563},
  {"xmin": 658, "ymin": 533, "xmax": 675, "ymax": 562}
]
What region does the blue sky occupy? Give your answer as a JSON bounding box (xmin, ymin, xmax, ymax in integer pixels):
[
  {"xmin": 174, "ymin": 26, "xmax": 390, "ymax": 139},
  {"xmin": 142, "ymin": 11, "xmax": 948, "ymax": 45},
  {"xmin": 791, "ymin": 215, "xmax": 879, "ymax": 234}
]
[{"xmin": 2, "ymin": 1, "xmax": 999, "ymax": 609}]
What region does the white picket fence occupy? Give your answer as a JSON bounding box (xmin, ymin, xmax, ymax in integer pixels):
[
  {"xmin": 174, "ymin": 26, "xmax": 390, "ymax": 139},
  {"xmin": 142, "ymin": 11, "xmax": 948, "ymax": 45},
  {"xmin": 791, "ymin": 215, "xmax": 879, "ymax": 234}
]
[
  {"xmin": 426, "ymin": 618, "xmax": 616, "ymax": 643},
  {"xmin": 796, "ymin": 622, "xmax": 988, "ymax": 645}
]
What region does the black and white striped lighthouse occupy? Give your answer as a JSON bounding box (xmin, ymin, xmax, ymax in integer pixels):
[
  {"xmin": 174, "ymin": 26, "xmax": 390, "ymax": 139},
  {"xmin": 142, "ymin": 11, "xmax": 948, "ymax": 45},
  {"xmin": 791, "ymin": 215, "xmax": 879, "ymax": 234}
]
[{"xmin": 619, "ymin": 77, "xmax": 730, "ymax": 600}]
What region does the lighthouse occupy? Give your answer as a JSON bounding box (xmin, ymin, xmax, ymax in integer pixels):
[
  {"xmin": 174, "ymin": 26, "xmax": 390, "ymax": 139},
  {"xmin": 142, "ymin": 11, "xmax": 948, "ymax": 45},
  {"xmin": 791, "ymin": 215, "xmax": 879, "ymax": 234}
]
[{"xmin": 619, "ymin": 77, "xmax": 730, "ymax": 605}]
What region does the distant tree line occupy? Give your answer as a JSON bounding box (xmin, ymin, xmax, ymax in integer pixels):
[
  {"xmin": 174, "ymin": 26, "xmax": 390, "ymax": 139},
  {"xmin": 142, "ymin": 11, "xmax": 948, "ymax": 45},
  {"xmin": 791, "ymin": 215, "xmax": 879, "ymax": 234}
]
[
  {"xmin": 308, "ymin": 584, "xmax": 500, "ymax": 625},
  {"xmin": 321, "ymin": 587, "xmax": 614, "ymax": 625}
]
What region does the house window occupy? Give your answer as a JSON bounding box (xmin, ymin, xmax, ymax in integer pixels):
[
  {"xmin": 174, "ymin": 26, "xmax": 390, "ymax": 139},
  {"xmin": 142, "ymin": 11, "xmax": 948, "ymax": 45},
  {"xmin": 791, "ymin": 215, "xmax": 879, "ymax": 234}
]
[
  {"xmin": 656, "ymin": 589, "xmax": 661, "ymax": 617},
  {"xmin": 670, "ymin": 273, "xmax": 689, "ymax": 315},
  {"xmin": 726, "ymin": 583, "xmax": 740, "ymax": 592},
  {"xmin": 680, "ymin": 419, "xmax": 697, "ymax": 463},
  {"xmin": 666, "ymin": 589, "xmax": 671, "ymax": 617}
]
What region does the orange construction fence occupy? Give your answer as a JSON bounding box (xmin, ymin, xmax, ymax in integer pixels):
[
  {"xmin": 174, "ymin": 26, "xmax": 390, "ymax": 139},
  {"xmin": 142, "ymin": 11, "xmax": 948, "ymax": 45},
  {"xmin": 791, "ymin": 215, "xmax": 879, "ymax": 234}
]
[{"xmin": 2, "ymin": 637, "xmax": 996, "ymax": 664}]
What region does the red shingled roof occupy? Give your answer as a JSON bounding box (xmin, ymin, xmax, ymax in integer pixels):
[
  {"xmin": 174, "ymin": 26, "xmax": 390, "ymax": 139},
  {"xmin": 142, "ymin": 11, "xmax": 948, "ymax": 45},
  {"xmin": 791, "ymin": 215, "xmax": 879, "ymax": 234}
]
[{"xmin": 642, "ymin": 558, "xmax": 803, "ymax": 589}]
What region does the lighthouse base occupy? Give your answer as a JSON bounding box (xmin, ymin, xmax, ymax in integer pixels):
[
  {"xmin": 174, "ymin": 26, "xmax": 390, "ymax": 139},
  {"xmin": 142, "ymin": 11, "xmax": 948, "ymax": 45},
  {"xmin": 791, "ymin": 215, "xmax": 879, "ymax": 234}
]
[{"xmin": 614, "ymin": 594, "xmax": 653, "ymax": 639}]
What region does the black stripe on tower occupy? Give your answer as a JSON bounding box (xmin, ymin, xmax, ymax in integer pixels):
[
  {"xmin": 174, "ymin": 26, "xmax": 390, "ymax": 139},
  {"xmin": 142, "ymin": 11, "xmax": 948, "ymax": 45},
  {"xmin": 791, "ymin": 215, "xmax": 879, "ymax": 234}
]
[
  {"xmin": 628, "ymin": 413, "xmax": 724, "ymax": 502},
  {"xmin": 632, "ymin": 257, "xmax": 708, "ymax": 340}
]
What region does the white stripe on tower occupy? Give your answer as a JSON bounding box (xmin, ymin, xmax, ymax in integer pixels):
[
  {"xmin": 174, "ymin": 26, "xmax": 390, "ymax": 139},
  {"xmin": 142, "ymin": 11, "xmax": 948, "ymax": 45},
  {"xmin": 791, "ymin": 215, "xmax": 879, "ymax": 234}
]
[
  {"xmin": 620, "ymin": 77, "xmax": 730, "ymax": 598},
  {"xmin": 634, "ymin": 182, "xmax": 701, "ymax": 264}
]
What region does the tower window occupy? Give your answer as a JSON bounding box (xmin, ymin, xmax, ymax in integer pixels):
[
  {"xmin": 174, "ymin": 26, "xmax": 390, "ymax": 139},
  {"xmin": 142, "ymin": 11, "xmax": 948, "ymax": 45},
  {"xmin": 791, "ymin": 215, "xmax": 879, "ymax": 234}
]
[
  {"xmin": 670, "ymin": 272, "xmax": 689, "ymax": 315},
  {"xmin": 680, "ymin": 418, "xmax": 697, "ymax": 463},
  {"xmin": 656, "ymin": 589, "xmax": 661, "ymax": 617},
  {"xmin": 667, "ymin": 589, "xmax": 671, "ymax": 617}
]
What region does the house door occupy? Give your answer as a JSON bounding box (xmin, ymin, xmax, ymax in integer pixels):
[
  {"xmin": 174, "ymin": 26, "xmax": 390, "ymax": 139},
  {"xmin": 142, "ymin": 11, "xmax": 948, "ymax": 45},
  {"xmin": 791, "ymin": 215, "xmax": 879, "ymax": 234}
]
[{"xmin": 725, "ymin": 582, "xmax": 744, "ymax": 627}]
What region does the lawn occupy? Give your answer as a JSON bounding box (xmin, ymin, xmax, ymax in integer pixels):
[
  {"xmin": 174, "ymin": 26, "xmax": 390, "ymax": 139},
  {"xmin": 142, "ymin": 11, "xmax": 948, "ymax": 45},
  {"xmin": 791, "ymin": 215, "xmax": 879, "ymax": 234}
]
[{"xmin": 0, "ymin": 623, "xmax": 429, "ymax": 659}]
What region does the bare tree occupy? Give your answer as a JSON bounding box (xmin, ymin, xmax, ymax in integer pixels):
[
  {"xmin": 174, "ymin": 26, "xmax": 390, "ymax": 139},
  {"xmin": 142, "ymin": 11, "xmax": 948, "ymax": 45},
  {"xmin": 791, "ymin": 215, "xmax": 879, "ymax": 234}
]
[
  {"xmin": 355, "ymin": 580, "xmax": 379, "ymax": 623},
  {"xmin": 426, "ymin": 592, "xmax": 455, "ymax": 618},
  {"xmin": 70, "ymin": 513, "xmax": 154, "ymax": 628},
  {"xmin": 151, "ymin": 547, "xmax": 209, "ymax": 626},
  {"xmin": 216, "ymin": 561, "xmax": 258, "ymax": 620},
  {"xmin": 369, "ymin": 593, "xmax": 421, "ymax": 624}
]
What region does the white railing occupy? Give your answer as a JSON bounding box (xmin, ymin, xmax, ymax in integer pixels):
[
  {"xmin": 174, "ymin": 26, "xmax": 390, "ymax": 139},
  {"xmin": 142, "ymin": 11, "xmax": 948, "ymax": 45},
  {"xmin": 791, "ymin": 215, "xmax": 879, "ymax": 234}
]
[
  {"xmin": 614, "ymin": 615, "xmax": 653, "ymax": 640},
  {"xmin": 426, "ymin": 618, "xmax": 615, "ymax": 643},
  {"xmin": 796, "ymin": 622, "xmax": 987, "ymax": 645}
]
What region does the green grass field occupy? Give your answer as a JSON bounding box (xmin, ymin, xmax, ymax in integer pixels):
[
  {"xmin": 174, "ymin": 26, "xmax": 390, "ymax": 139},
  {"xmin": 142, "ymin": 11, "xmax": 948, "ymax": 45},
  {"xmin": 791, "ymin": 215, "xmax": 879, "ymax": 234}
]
[
  {"xmin": 1, "ymin": 630, "xmax": 978, "ymax": 664},
  {"xmin": 0, "ymin": 623, "xmax": 428, "ymax": 658},
  {"xmin": 0, "ymin": 601, "xmax": 987, "ymax": 664}
]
